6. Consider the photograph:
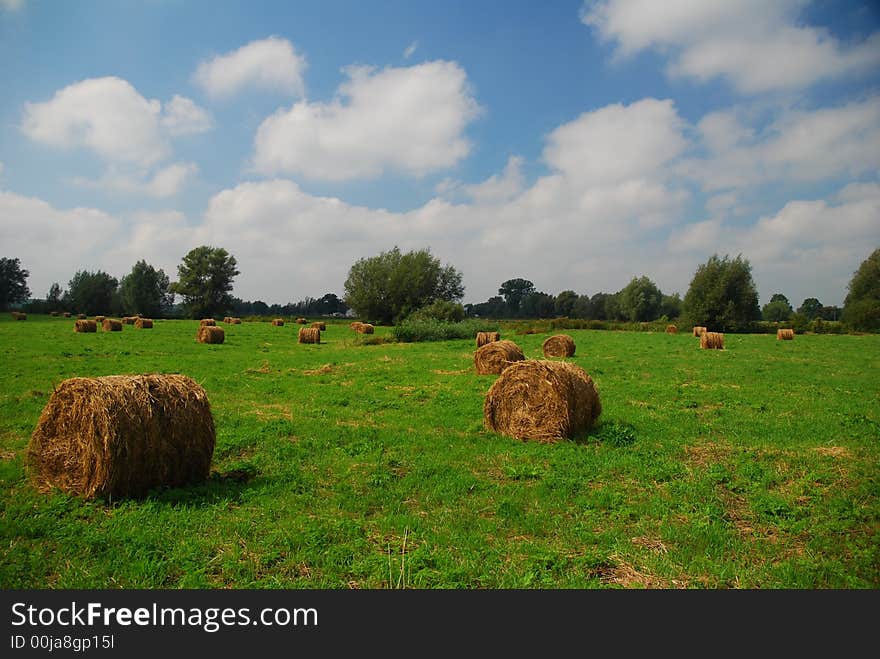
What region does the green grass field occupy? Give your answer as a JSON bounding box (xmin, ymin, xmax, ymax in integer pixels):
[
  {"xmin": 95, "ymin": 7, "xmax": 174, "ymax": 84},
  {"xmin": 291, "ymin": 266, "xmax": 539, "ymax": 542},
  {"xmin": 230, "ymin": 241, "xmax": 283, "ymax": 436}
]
[{"xmin": 1, "ymin": 315, "xmax": 877, "ymax": 588}]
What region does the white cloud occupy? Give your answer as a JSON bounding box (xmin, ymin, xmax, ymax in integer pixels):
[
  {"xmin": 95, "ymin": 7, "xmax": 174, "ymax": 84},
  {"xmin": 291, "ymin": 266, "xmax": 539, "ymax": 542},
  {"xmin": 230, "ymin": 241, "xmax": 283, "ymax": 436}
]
[
  {"xmin": 0, "ymin": 0, "xmax": 24, "ymax": 11},
  {"xmin": 461, "ymin": 156, "xmax": 525, "ymax": 204},
  {"xmin": 160, "ymin": 95, "xmax": 214, "ymax": 135},
  {"xmin": 252, "ymin": 61, "xmax": 483, "ymax": 180},
  {"xmin": 194, "ymin": 36, "xmax": 307, "ymax": 99},
  {"xmin": 582, "ymin": 0, "xmax": 880, "ymax": 93},
  {"xmin": 70, "ymin": 162, "xmax": 198, "ymax": 198},
  {"xmin": 403, "ymin": 41, "xmax": 419, "ymax": 59}
]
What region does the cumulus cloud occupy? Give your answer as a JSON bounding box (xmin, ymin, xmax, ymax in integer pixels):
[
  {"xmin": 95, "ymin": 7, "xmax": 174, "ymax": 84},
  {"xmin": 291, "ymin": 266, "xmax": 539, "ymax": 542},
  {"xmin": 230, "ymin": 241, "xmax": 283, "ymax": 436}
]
[
  {"xmin": 582, "ymin": 0, "xmax": 880, "ymax": 93},
  {"xmin": 460, "ymin": 156, "xmax": 525, "ymax": 204},
  {"xmin": 160, "ymin": 95, "xmax": 214, "ymax": 135},
  {"xmin": 71, "ymin": 162, "xmax": 199, "ymax": 198},
  {"xmin": 194, "ymin": 36, "xmax": 307, "ymax": 99},
  {"xmin": 252, "ymin": 60, "xmax": 483, "ymax": 180}
]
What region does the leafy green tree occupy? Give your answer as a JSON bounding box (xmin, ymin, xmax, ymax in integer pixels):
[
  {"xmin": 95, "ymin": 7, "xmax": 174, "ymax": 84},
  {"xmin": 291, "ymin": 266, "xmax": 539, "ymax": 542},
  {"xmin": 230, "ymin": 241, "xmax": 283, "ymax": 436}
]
[
  {"xmin": 170, "ymin": 246, "xmax": 240, "ymax": 319},
  {"xmin": 554, "ymin": 290, "xmax": 579, "ymax": 317},
  {"xmin": 521, "ymin": 291, "xmax": 556, "ymax": 318},
  {"xmin": 67, "ymin": 270, "xmax": 118, "ymax": 315},
  {"xmin": 571, "ymin": 294, "xmax": 592, "ymax": 319},
  {"xmin": 604, "ymin": 292, "xmax": 623, "ymax": 321},
  {"xmin": 466, "ymin": 296, "xmax": 506, "ymax": 318},
  {"xmin": 46, "ymin": 283, "xmax": 64, "ymax": 312},
  {"xmin": 408, "ymin": 299, "xmax": 466, "ymax": 322},
  {"xmin": 498, "ymin": 278, "xmax": 534, "ymax": 316},
  {"xmin": 589, "ymin": 292, "xmax": 612, "ymax": 320},
  {"xmin": 682, "ymin": 254, "xmax": 761, "ymax": 331},
  {"xmin": 762, "ymin": 293, "xmax": 793, "ymax": 322},
  {"xmin": 618, "ymin": 276, "xmax": 663, "ymax": 322},
  {"xmin": 660, "ymin": 293, "xmax": 682, "ymax": 319},
  {"xmin": 797, "ymin": 297, "xmax": 822, "ymax": 320},
  {"xmin": 344, "ymin": 246, "xmax": 464, "ymax": 324},
  {"xmin": 119, "ymin": 260, "xmax": 173, "ymax": 317},
  {"xmin": 0, "ymin": 257, "xmax": 31, "ymax": 311},
  {"xmin": 842, "ymin": 247, "xmax": 880, "ymax": 331}
]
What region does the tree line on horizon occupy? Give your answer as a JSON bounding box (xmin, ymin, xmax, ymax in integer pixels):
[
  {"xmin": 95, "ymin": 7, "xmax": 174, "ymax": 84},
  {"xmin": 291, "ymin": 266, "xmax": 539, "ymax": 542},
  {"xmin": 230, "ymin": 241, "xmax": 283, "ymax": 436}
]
[{"xmin": 1, "ymin": 246, "xmax": 878, "ymax": 332}]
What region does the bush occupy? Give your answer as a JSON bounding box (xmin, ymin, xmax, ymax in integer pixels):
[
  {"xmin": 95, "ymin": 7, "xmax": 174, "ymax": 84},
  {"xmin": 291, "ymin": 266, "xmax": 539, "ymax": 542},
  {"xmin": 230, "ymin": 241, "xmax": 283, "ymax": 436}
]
[
  {"xmin": 407, "ymin": 299, "xmax": 466, "ymax": 323},
  {"xmin": 392, "ymin": 318, "xmax": 498, "ymax": 343}
]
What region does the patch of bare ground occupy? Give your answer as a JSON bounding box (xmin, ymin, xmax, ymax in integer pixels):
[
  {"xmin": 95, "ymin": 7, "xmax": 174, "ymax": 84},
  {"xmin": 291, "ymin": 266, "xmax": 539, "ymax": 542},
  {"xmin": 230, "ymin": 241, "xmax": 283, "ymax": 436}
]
[{"xmin": 245, "ymin": 360, "xmax": 272, "ymax": 374}]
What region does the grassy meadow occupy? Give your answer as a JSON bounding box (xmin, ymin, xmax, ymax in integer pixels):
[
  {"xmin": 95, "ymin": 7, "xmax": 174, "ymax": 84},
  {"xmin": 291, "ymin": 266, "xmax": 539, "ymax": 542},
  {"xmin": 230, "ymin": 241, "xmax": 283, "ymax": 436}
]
[{"xmin": 1, "ymin": 315, "xmax": 878, "ymax": 589}]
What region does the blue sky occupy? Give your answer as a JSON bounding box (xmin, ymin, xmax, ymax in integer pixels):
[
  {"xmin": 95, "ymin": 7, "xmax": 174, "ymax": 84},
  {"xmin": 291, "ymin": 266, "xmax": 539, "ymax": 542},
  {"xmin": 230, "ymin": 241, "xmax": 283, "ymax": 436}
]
[{"xmin": 2, "ymin": 0, "xmax": 879, "ymax": 308}]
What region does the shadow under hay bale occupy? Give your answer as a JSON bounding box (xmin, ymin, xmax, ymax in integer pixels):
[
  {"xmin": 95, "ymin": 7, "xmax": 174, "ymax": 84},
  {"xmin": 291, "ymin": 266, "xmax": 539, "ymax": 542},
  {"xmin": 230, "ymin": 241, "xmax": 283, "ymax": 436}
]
[
  {"xmin": 356, "ymin": 323, "xmax": 374, "ymax": 334},
  {"xmin": 135, "ymin": 318, "xmax": 153, "ymax": 329},
  {"xmin": 197, "ymin": 325, "xmax": 224, "ymax": 344},
  {"xmin": 271, "ymin": 319, "xmax": 284, "ymax": 326},
  {"xmin": 200, "ymin": 318, "xmax": 216, "ymax": 327},
  {"xmin": 474, "ymin": 339, "xmax": 525, "ymax": 375},
  {"xmin": 484, "ymin": 360, "xmax": 601, "ymax": 442},
  {"xmin": 700, "ymin": 331, "xmax": 724, "ymax": 350},
  {"xmin": 102, "ymin": 319, "xmax": 122, "ymax": 332},
  {"xmin": 542, "ymin": 334, "xmax": 576, "ymax": 358},
  {"xmin": 666, "ymin": 324, "xmax": 678, "ymax": 334},
  {"xmin": 476, "ymin": 331, "xmax": 501, "ymax": 348},
  {"xmin": 777, "ymin": 328, "xmax": 795, "ymax": 340},
  {"xmin": 693, "ymin": 326, "xmax": 707, "ymax": 337},
  {"xmin": 27, "ymin": 374, "xmax": 215, "ymax": 499},
  {"xmin": 298, "ymin": 327, "xmax": 321, "ymax": 344},
  {"xmin": 311, "ymin": 321, "xmax": 326, "ymax": 331},
  {"xmin": 74, "ymin": 319, "xmax": 97, "ymax": 333}
]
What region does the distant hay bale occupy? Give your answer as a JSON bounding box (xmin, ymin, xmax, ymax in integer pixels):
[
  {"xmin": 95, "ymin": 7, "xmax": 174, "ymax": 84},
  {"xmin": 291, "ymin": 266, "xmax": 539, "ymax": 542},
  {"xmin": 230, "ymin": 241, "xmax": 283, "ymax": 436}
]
[
  {"xmin": 230, "ymin": 317, "xmax": 242, "ymax": 324},
  {"xmin": 350, "ymin": 321, "xmax": 363, "ymax": 331},
  {"xmin": 311, "ymin": 321, "xmax": 326, "ymax": 331},
  {"xmin": 102, "ymin": 319, "xmax": 122, "ymax": 332},
  {"xmin": 700, "ymin": 331, "xmax": 724, "ymax": 350},
  {"xmin": 63, "ymin": 312, "xmax": 71, "ymax": 318},
  {"xmin": 777, "ymin": 328, "xmax": 795, "ymax": 341},
  {"xmin": 483, "ymin": 360, "xmax": 601, "ymax": 442},
  {"xmin": 135, "ymin": 318, "xmax": 153, "ymax": 329},
  {"xmin": 11, "ymin": 311, "xmax": 26, "ymax": 320},
  {"xmin": 296, "ymin": 318, "xmax": 308, "ymax": 324},
  {"xmin": 73, "ymin": 319, "xmax": 97, "ymax": 333},
  {"xmin": 666, "ymin": 324, "xmax": 678, "ymax": 334},
  {"xmin": 199, "ymin": 318, "xmax": 216, "ymax": 327},
  {"xmin": 692, "ymin": 326, "xmax": 707, "ymax": 337},
  {"xmin": 271, "ymin": 318, "xmax": 285, "ymax": 326},
  {"xmin": 356, "ymin": 323, "xmax": 374, "ymax": 334},
  {"xmin": 95, "ymin": 316, "xmax": 105, "ymax": 324},
  {"xmin": 474, "ymin": 340, "xmax": 525, "ymax": 375},
  {"xmin": 222, "ymin": 317, "xmax": 232, "ymax": 324},
  {"xmin": 298, "ymin": 327, "xmax": 321, "ymax": 344},
  {"xmin": 476, "ymin": 331, "xmax": 501, "ymax": 348},
  {"xmin": 50, "ymin": 311, "xmax": 59, "ymax": 317},
  {"xmin": 542, "ymin": 334, "xmax": 576, "ymax": 358},
  {"xmin": 76, "ymin": 314, "xmax": 87, "ymax": 320},
  {"xmin": 26, "ymin": 374, "xmax": 215, "ymax": 499},
  {"xmin": 196, "ymin": 325, "xmax": 224, "ymax": 344},
  {"xmin": 121, "ymin": 316, "xmax": 137, "ymax": 325}
]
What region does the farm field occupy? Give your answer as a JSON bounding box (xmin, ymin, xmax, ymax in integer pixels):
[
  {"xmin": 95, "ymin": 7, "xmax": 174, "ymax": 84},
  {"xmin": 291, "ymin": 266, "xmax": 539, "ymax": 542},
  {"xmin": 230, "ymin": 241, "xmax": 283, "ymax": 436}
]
[{"xmin": 0, "ymin": 315, "xmax": 877, "ymax": 589}]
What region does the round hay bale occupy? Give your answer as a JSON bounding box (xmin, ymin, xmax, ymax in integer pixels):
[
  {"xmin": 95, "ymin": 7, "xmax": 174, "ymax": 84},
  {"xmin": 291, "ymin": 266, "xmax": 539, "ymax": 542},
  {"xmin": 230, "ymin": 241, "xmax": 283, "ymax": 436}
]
[
  {"xmin": 197, "ymin": 325, "xmax": 224, "ymax": 344},
  {"xmin": 298, "ymin": 327, "xmax": 321, "ymax": 344},
  {"xmin": 311, "ymin": 321, "xmax": 327, "ymax": 331},
  {"xmin": 666, "ymin": 324, "xmax": 678, "ymax": 334},
  {"xmin": 73, "ymin": 319, "xmax": 97, "ymax": 333},
  {"xmin": 476, "ymin": 331, "xmax": 501, "ymax": 348},
  {"xmin": 199, "ymin": 318, "xmax": 216, "ymax": 327},
  {"xmin": 296, "ymin": 317, "xmax": 308, "ymax": 324},
  {"xmin": 700, "ymin": 331, "xmax": 724, "ymax": 350},
  {"xmin": 350, "ymin": 321, "xmax": 364, "ymax": 331},
  {"xmin": 542, "ymin": 334, "xmax": 576, "ymax": 358},
  {"xmin": 135, "ymin": 318, "xmax": 153, "ymax": 329},
  {"xmin": 484, "ymin": 360, "xmax": 601, "ymax": 442},
  {"xmin": 27, "ymin": 374, "xmax": 215, "ymax": 499},
  {"xmin": 76, "ymin": 313, "xmax": 87, "ymax": 320},
  {"xmin": 356, "ymin": 323, "xmax": 374, "ymax": 334},
  {"xmin": 63, "ymin": 312, "xmax": 72, "ymax": 318},
  {"xmin": 95, "ymin": 315, "xmax": 105, "ymax": 324},
  {"xmin": 777, "ymin": 328, "xmax": 795, "ymax": 340},
  {"xmin": 271, "ymin": 318, "xmax": 285, "ymax": 326},
  {"xmin": 692, "ymin": 326, "xmax": 707, "ymax": 337},
  {"xmin": 50, "ymin": 311, "xmax": 59, "ymax": 317},
  {"xmin": 222, "ymin": 317, "xmax": 232, "ymax": 324},
  {"xmin": 474, "ymin": 340, "xmax": 525, "ymax": 375},
  {"xmin": 230, "ymin": 317, "xmax": 242, "ymax": 324},
  {"xmin": 121, "ymin": 316, "xmax": 137, "ymax": 325},
  {"xmin": 102, "ymin": 319, "xmax": 122, "ymax": 332}
]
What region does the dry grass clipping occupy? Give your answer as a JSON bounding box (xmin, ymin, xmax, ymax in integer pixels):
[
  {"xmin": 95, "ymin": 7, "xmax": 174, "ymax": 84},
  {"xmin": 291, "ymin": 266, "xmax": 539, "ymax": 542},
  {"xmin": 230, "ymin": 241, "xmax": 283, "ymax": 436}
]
[
  {"xmin": 135, "ymin": 318, "xmax": 153, "ymax": 329},
  {"xmin": 197, "ymin": 325, "xmax": 224, "ymax": 344},
  {"xmin": 693, "ymin": 326, "xmax": 707, "ymax": 337},
  {"xmin": 271, "ymin": 319, "xmax": 285, "ymax": 326},
  {"xmin": 700, "ymin": 331, "xmax": 725, "ymax": 350},
  {"xmin": 311, "ymin": 321, "xmax": 327, "ymax": 331},
  {"xmin": 542, "ymin": 334, "xmax": 576, "ymax": 358},
  {"xmin": 356, "ymin": 323, "xmax": 374, "ymax": 334},
  {"xmin": 777, "ymin": 328, "xmax": 795, "ymax": 340},
  {"xmin": 666, "ymin": 324, "xmax": 678, "ymax": 334},
  {"xmin": 27, "ymin": 374, "xmax": 215, "ymax": 499},
  {"xmin": 102, "ymin": 319, "xmax": 122, "ymax": 332},
  {"xmin": 200, "ymin": 318, "xmax": 216, "ymax": 327},
  {"xmin": 298, "ymin": 327, "xmax": 321, "ymax": 344},
  {"xmin": 474, "ymin": 340, "xmax": 525, "ymax": 375},
  {"xmin": 74, "ymin": 319, "xmax": 97, "ymax": 333},
  {"xmin": 484, "ymin": 359, "xmax": 601, "ymax": 442},
  {"xmin": 475, "ymin": 331, "xmax": 501, "ymax": 348}
]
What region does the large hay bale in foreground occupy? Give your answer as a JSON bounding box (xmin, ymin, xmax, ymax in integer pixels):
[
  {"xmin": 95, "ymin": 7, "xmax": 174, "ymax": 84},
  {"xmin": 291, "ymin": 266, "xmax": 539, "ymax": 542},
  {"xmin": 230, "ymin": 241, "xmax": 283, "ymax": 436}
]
[
  {"xmin": 700, "ymin": 331, "xmax": 724, "ymax": 350},
  {"xmin": 484, "ymin": 360, "xmax": 601, "ymax": 442},
  {"xmin": 474, "ymin": 340, "xmax": 525, "ymax": 374},
  {"xmin": 199, "ymin": 318, "xmax": 216, "ymax": 327},
  {"xmin": 476, "ymin": 331, "xmax": 501, "ymax": 348},
  {"xmin": 666, "ymin": 324, "xmax": 678, "ymax": 334},
  {"xmin": 102, "ymin": 319, "xmax": 122, "ymax": 332},
  {"xmin": 135, "ymin": 318, "xmax": 153, "ymax": 329},
  {"xmin": 27, "ymin": 374, "xmax": 215, "ymax": 499},
  {"xmin": 777, "ymin": 328, "xmax": 794, "ymax": 341},
  {"xmin": 298, "ymin": 327, "xmax": 321, "ymax": 344},
  {"xmin": 197, "ymin": 325, "xmax": 224, "ymax": 344},
  {"xmin": 311, "ymin": 321, "xmax": 326, "ymax": 331},
  {"xmin": 542, "ymin": 334, "xmax": 576, "ymax": 358},
  {"xmin": 271, "ymin": 318, "xmax": 285, "ymax": 326},
  {"xmin": 356, "ymin": 323, "xmax": 374, "ymax": 334},
  {"xmin": 74, "ymin": 319, "xmax": 97, "ymax": 333},
  {"xmin": 692, "ymin": 326, "xmax": 707, "ymax": 337}
]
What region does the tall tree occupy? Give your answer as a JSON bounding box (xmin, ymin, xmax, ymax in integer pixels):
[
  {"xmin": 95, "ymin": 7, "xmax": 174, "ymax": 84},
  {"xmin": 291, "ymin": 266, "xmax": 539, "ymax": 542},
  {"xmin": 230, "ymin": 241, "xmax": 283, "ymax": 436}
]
[
  {"xmin": 0, "ymin": 257, "xmax": 31, "ymax": 311},
  {"xmin": 682, "ymin": 254, "xmax": 761, "ymax": 331},
  {"xmin": 344, "ymin": 246, "xmax": 464, "ymax": 324},
  {"xmin": 660, "ymin": 293, "xmax": 683, "ymax": 319},
  {"xmin": 618, "ymin": 276, "xmax": 663, "ymax": 322},
  {"xmin": 46, "ymin": 283, "xmax": 64, "ymax": 312},
  {"xmin": 170, "ymin": 246, "xmax": 240, "ymax": 319},
  {"xmin": 67, "ymin": 270, "xmax": 118, "ymax": 315},
  {"xmin": 842, "ymin": 247, "xmax": 880, "ymax": 331},
  {"xmin": 520, "ymin": 291, "xmax": 556, "ymax": 318},
  {"xmin": 797, "ymin": 297, "xmax": 823, "ymax": 320},
  {"xmin": 554, "ymin": 290, "xmax": 579, "ymax": 317},
  {"xmin": 498, "ymin": 278, "xmax": 534, "ymax": 316},
  {"xmin": 119, "ymin": 260, "xmax": 173, "ymax": 317},
  {"xmin": 762, "ymin": 292, "xmax": 793, "ymax": 322}
]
